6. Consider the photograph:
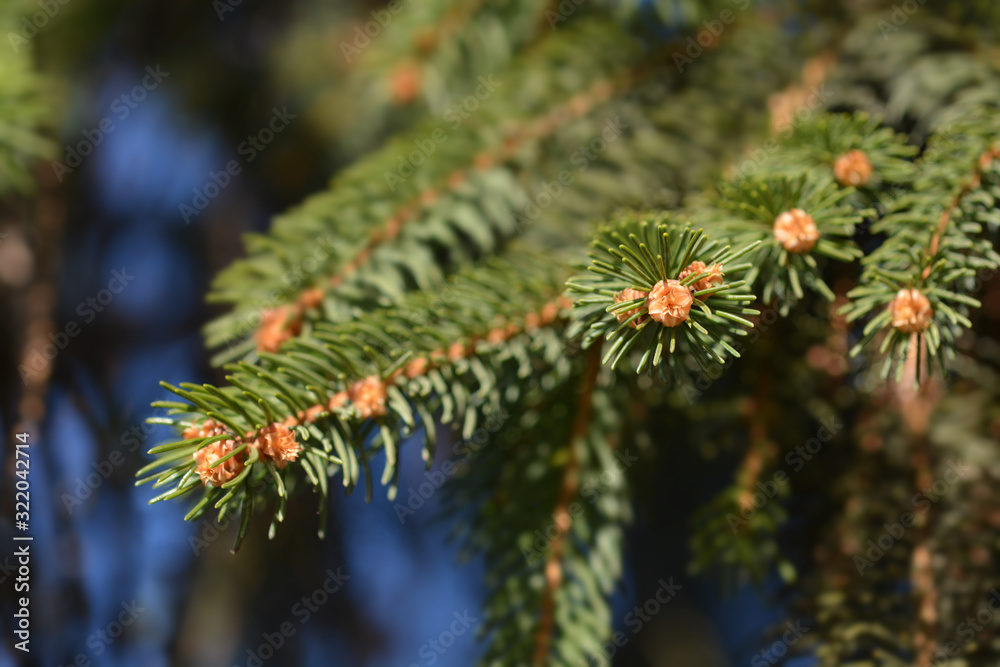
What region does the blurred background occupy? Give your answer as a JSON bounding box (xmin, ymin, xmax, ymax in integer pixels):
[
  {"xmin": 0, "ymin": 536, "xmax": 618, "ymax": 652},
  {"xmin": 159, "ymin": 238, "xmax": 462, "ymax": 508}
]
[{"xmin": 0, "ymin": 1, "xmax": 857, "ymax": 665}]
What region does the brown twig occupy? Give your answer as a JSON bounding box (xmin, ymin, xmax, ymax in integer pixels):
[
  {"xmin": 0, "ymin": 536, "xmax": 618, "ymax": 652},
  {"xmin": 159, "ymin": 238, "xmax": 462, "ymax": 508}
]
[
  {"xmin": 531, "ymin": 344, "xmax": 601, "ymax": 666},
  {"xmin": 12, "ymin": 166, "xmax": 65, "ymax": 439},
  {"xmin": 923, "ymin": 145, "xmax": 1000, "ymax": 276},
  {"xmin": 736, "ymin": 372, "xmax": 775, "ymax": 514},
  {"xmin": 898, "ymin": 335, "xmax": 941, "ymax": 666},
  {"xmin": 189, "ymin": 296, "xmax": 573, "ymax": 447}
]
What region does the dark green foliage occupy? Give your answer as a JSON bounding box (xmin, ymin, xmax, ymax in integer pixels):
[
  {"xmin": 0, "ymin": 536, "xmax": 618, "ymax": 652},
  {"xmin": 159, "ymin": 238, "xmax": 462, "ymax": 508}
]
[
  {"xmin": 0, "ymin": 2, "xmax": 55, "ymax": 193},
  {"xmin": 843, "ymin": 109, "xmax": 1000, "ymax": 382},
  {"xmin": 567, "ymin": 216, "xmax": 759, "ymax": 377},
  {"xmin": 714, "ymin": 173, "xmax": 863, "ymax": 306},
  {"xmin": 141, "ymin": 254, "xmax": 573, "ymax": 551},
  {"xmin": 772, "ymin": 112, "xmax": 918, "ymax": 191},
  {"xmin": 443, "ymin": 366, "xmax": 631, "ymax": 667},
  {"xmin": 132, "ymin": 1, "xmax": 1000, "ymax": 665}
]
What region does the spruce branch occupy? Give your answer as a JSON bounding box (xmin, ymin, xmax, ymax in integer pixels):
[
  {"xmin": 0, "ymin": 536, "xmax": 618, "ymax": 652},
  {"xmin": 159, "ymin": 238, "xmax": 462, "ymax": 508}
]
[
  {"xmin": 139, "ymin": 254, "xmax": 578, "ymax": 549},
  {"xmin": 210, "ymin": 14, "xmax": 801, "ymax": 367},
  {"xmin": 842, "ymin": 108, "xmax": 1000, "ymax": 383},
  {"xmin": 125, "ymin": 3, "xmax": 1000, "ymax": 662},
  {"xmin": 274, "ymin": 0, "xmax": 557, "ymax": 152},
  {"xmin": 768, "ymin": 112, "xmax": 918, "ymax": 192},
  {"xmin": 689, "ymin": 425, "xmax": 794, "ymax": 589},
  {"xmin": 442, "ymin": 350, "xmax": 631, "ymax": 667},
  {"xmin": 711, "ymin": 172, "xmax": 864, "ymax": 309},
  {"xmin": 206, "ymin": 18, "xmax": 650, "ymax": 362},
  {"xmin": 530, "ymin": 345, "xmax": 600, "ymax": 667},
  {"xmin": 567, "ymin": 214, "xmax": 760, "ymax": 378},
  {"xmin": 687, "ymin": 368, "xmax": 808, "ymax": 590}
]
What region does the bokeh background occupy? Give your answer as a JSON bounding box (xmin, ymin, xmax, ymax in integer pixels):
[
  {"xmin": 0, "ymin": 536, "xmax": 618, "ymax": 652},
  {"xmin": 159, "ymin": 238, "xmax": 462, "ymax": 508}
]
[{"xmin": 0, "ymin": 2, "xmax": 822, "ymax": 666}]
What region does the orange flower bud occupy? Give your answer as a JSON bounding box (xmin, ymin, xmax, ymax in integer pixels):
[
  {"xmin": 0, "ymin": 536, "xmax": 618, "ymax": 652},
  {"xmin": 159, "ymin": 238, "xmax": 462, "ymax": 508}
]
[
  {"xmin": 646, "ymin": 280, "xmax": 693, "ymax": 327},
  {"xmin": 254, "ymin": 423, "xmax": 302, "ymax": 469},
  {"xmin": 349, "ymin": 376, "xmax": 388, "ymax": 419},
  {"xmin": 414, "ymin": 30, "xmax": 437, "ymax": 53},
  {"xmin": 328, "ymin": 391, "xmax": 349, "ymax": 411},
  {"xmin": 486, "ymin": 327, "xmax": 507, "ymax": 344},
  {"xmin": 405, "ymin": 357, "xmax": 430, "ymax": 378},
  {"xmin": 255, "ymin": 306, "xmax": 300, "ymax": 353},
  {"xmin": 474, "ymin": 152, "xmax": 494, "ymax": 170},
  {"xmin": 612, "ymin": 288, "xmax": 648, "ymax": 327},
  {"xmin": 298, "ymin": 288, "xmax": 325, "ymax": 311},
  {"xmin": 389, "ymin": 60, "xmax": 421, "ymax": 105},
  {"xmin": 773, "ymin": 208, "xmax": 820, "ymax": 253},
  {"xmin": 448, "ymin": 341, "xmax": 468, "ymax": 361},
  {"xmin": 539, "ymin": 302, "xmax": 559, "ymax": 325},
  {"xmin": 303, "ymin": 405, "xmax": 326, "ymax": 422},
  {"xmin": 194, "ymin": 439, "xmax": 245, "ymax": 486},
  {"xmin": 889, "ymin": 288, "xmax": 933, "ymax": 333},
  {"xmin": 183, "ymin": 419, "xmax": 221, "ymax": 441},
  {"xmin": 833, "ymin": 149, "xmax": 874, "ymax": 187},
  {"xmin": 679, "ymin": 261, "xmax": 725, "ymax": 293}
]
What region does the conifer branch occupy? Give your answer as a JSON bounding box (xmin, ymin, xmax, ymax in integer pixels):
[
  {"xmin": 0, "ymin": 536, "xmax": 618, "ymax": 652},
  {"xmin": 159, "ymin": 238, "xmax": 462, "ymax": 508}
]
[
  {"xmin": 240, "ymin": 72, "xmax": 629, "ymax": 355},
  {"xmin": 141, "ymin": 254, "xmax": 579, "ymax": 548},
  {"xmin": 843, "ymin": 108, "xmax": 1000, "ymax": 382},
  {"xmin": 210, "ymin": 14, "xmax": 799, "ymax": 367},
  {"xmin": 531, "ymin": 344, "xmax": 599, "ymax": 666},
  {"xmin": 441, "ymin": 356, "xmax": 629, "ymax": 666},
  {"xmin": 569, "ymin": 215, "xmax": 761, "ymax": 378},
  {"xmin": 132, "ymin": 5, "xmax": 1000, "ymax": 663},
  {"xmin": 207, "ymin": 18, "xmax": 649, "ymax": 361}
]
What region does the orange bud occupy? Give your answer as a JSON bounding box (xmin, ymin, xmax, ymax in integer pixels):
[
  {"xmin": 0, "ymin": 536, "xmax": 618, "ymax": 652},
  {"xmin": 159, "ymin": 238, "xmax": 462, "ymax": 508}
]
[
  {"xmin": 646, "ymin": 280, "xmax": 693, "ymax": 327},
  {"xmin": 773, "ymin": 209, "xmax": 820, "ymax": 253}
]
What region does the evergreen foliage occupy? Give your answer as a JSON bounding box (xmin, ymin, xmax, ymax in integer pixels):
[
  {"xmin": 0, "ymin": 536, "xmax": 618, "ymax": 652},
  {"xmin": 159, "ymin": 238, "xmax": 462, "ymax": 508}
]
[
  {"xmin": 0, "ymin": 1, "xmax": 55, "ymax": 194},
  {"xmin": 131, "ymin": 1, "xmax": 1000, "ymax": 664}
]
